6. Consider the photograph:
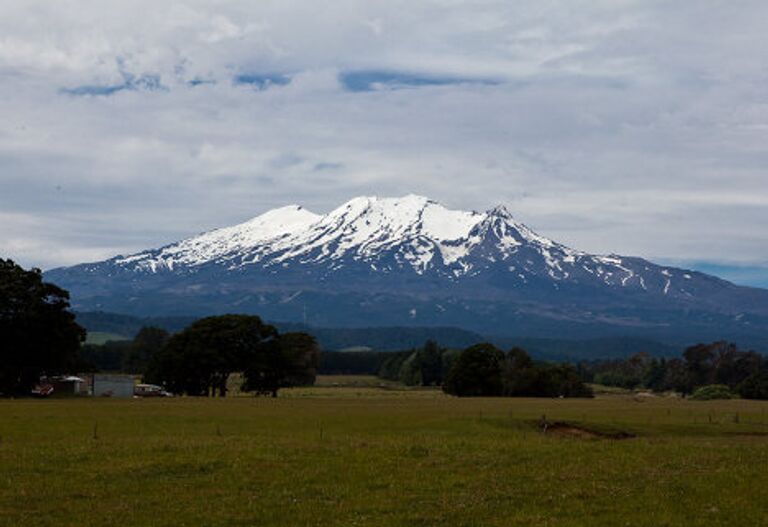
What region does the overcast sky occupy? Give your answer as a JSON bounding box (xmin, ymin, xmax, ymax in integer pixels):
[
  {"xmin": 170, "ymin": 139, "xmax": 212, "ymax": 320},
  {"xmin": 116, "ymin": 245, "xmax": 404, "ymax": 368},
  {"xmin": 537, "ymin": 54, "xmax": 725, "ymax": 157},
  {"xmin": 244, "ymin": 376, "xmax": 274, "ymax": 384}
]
[{"xmin": 1, "ymin": 1, "xmax": 767, "ymax": 286}]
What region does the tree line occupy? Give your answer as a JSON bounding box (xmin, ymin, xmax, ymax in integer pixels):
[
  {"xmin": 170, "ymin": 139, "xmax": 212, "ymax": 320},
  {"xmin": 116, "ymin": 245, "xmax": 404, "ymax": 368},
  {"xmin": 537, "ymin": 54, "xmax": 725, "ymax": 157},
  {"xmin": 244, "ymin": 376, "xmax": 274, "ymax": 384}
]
[
  {"xmin": 376, "ymin": 340, "xmax": 593, "ymax": 398},
  {"xmin": 3, "ymin": 258, "xmax": 767, "ymax": 400},
  {"xmin": 580, "ymin": 341, "xmax": 768, "ymax": 399}
]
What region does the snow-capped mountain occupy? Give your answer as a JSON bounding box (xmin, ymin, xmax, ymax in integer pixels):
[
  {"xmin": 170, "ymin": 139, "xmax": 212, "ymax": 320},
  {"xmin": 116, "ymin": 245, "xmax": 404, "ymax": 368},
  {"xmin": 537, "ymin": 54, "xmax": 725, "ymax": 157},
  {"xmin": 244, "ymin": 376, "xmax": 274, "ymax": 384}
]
[
  {"xmin": 46, "ymin": 195, "xmax": 768, "ymax": 349},
  {"xmin": 74, "ymin": 195, "xmax": 702, "ymax": 293}
]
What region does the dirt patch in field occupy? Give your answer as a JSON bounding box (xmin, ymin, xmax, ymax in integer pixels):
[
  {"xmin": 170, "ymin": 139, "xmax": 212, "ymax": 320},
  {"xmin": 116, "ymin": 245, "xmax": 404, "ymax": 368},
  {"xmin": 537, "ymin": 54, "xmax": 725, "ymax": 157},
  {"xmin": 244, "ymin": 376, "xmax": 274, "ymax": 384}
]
[{"xmin": 540, "ymin": 421, "xmax": 635, "ymax": 440}]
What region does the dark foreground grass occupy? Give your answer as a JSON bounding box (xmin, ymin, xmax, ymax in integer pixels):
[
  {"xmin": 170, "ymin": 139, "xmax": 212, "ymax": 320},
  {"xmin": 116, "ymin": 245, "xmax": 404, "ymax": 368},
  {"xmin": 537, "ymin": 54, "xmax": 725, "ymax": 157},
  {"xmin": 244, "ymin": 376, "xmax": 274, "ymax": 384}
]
[{"xmin": 1, "ymin": 384, "xmax": 768, "ymax": 526}]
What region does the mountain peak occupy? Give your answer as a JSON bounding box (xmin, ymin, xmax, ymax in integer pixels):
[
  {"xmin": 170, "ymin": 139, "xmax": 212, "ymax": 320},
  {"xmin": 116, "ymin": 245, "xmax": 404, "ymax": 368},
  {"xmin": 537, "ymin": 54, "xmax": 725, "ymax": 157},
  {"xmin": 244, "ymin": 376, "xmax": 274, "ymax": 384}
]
[
  {"xmin": 486, "ymin": 204, "xmax": 514, "ymax": 220},
  {"xmin": 238, "ymin": 204, "xmax": 320, "ymax": 234},
  {"xmin": 331, "ymin": 194, "xmax": 434, "ymax": 213}
]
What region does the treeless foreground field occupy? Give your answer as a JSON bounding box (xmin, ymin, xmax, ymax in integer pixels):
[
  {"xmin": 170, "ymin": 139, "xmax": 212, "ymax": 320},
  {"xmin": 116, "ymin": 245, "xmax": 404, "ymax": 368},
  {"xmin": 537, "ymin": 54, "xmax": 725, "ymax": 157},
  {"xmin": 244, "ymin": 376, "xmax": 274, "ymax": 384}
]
[{"xmin": 2, "ymin": 379, "xmax": 768, "ymax": 526}]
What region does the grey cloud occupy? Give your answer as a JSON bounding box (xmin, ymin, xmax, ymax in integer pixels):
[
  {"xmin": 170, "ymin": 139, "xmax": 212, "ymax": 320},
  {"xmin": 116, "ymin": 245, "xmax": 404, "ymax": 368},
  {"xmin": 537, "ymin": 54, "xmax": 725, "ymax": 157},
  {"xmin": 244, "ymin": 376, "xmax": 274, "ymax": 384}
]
[{"xmin": 0, "ymin": 1, "xmax": 766, "ymax": 288}]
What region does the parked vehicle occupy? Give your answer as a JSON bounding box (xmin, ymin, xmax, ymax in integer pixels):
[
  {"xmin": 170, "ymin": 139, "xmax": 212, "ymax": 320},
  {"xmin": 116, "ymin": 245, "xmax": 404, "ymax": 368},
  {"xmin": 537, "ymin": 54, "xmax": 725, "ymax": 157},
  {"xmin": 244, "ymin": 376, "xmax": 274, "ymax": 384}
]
[
  {"xmin": 134, "ymin": 383, "xmax": 173, "ymax": 397},
  {"xmin": 31, "ymin": 383, "xmax": 54, "ymax": 397}
]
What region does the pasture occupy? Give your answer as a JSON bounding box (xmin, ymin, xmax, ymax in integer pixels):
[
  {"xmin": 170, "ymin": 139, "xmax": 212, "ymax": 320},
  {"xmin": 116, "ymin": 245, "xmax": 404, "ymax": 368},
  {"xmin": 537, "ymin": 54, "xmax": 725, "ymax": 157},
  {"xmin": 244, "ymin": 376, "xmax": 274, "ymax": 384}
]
[{"xmin": 1, "ymin": 378, "xmax": 767, "ymax": 526}]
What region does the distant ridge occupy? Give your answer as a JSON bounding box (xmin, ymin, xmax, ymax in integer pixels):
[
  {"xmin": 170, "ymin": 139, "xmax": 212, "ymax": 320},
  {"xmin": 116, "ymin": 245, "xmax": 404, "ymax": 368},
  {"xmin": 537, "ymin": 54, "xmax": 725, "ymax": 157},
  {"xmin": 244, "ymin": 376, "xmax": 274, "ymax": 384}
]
[
  {"xmin": 74, "ymin": 311, "xmax": 680, "ymax": 359},
  {"xmin": 73, "ymin": 311, "xmax": 485, "ymax": 351},
  {"xmin": 47, "ymin": 195, "xmax": 768, "ymax": 351}
]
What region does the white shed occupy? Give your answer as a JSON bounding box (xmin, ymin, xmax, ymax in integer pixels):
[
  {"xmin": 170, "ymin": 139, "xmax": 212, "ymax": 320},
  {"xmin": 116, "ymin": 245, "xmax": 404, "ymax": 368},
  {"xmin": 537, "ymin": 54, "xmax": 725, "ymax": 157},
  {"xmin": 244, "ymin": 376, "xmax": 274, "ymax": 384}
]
[{"xmin": 92, "ymin": 374, "xmax": 135, "ymax": 398}]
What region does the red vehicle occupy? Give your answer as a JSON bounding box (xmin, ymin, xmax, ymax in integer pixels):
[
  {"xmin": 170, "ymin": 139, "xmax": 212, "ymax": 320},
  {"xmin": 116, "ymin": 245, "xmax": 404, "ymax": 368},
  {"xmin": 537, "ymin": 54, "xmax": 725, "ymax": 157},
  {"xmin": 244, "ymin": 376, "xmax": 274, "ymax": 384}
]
[{"xmin": 31, "ymin": 383, "xmax": 54, "ymax": 397}]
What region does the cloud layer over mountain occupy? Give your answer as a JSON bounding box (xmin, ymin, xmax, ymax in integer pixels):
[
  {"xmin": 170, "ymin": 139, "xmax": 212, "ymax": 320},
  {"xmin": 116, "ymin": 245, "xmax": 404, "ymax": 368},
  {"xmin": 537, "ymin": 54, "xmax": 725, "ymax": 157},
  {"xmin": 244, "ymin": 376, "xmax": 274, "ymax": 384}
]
[{"xmin": 1, "ymin": 1, "xmax": 767, "ymax": 285}]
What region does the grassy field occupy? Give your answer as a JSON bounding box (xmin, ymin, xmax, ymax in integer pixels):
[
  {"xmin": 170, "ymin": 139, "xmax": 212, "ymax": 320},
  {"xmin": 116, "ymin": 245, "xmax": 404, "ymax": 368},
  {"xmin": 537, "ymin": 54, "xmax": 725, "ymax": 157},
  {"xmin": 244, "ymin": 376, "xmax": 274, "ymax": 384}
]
[{"xmin": 2, "ymin": 378, "xmax": 768, "ymax": 526}]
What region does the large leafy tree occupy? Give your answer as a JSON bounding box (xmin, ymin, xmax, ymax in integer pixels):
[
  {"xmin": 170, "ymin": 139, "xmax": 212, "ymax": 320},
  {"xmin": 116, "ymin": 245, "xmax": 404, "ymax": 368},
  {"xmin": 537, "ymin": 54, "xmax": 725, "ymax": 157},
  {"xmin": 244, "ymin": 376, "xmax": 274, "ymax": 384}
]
[
  {"xmin": 738, "ymin": 372, "xmax": 768, "ymax": 400},
  {"xmin": 146, "ymin": 315, "xmax": 278, "ymax": 396},
  {"xmin": 442, "ymin": 343, "xmax": 505, "ymax": 397},
  {"xmin": 501, "ymin": 347, "xmax": 537, "ymax": 396},
  {"xmin": 145, "ymin": 316, "xmax": 319, "ymax": 397},
  {"xmin": 388, "ymin": 340, "xmax": 449, "ymax": 386},
  {"xmin": 241, "ymin": 332, "xmax": 319, "ymax": 397},
  {"xmin": 275, "ymin": 332, "xmax": 319, "ymax": 387},
  {"xmin": 124, "ymin": 326, "xmax": 170, "ymax": 374},
  {"xmin": 416, "ymin": 340, "xmax": 444, "ymax": 386},
  {"xmin": 681, "ymin": 341, "xmax": 763, "ymax": 391},
  {"xmin": 0, "ymin": 259, "xmax": 85, "ymax": 396}
]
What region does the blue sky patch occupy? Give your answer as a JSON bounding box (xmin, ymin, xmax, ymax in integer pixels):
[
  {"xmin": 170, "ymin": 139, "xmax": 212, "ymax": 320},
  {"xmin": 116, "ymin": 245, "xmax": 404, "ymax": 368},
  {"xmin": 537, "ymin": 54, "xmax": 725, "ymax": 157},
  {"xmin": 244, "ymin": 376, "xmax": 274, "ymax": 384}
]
[
  {"xmin": 658, "ymin": 259, "xmax": 768, "ymax": 288},
  {"xmin": 339, "ymin": 70, "xmax": 497, "ymax": 92},
  {"xmin": 61, "ymin": 84, "xmax": 127, "ymax": 96},
  {"xmin": 61, "ymin": 73, "xmax": 166, "ymax": 97},
  {"xmin": 188, "ymin": 78, "xmax": 217, "ymax": 87},
  {"xmin": 233, "ymin": 73, "xmax": 291, "ymax": 89},
  {"xmin": 686, "ymin": 262, "xmax": 768, "ymax": 288}
]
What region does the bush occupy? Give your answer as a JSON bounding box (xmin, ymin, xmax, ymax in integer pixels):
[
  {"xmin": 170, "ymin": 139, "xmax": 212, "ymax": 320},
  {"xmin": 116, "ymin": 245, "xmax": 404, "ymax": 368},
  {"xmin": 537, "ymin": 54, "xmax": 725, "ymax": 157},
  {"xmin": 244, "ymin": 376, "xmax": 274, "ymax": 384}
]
[
  {"xmin": 532, "ymin": 364, "xmax": 594, "ymax": 398},
  {"xmin": 737, "ymin": 373, "xmax": 768, "ymax": 400},
  {"xmin": 691, "ymin": 384, "xmax": 735, "ymax": 400}
]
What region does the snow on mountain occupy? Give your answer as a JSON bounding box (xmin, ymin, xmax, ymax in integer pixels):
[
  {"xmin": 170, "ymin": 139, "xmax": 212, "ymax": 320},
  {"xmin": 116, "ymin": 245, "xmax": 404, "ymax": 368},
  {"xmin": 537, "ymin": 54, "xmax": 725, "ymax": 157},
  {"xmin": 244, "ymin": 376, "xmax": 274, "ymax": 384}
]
[
  {"xmin": 99, "ymin": 194, "xmax": 703, "ymax": 298},
  {"xmin": 112, "ymin": 194, "xmax": 563, "ymax": 273},
  {"xmin": 115, "ymin": 204, "xmax": 320, "ymax": 271}
]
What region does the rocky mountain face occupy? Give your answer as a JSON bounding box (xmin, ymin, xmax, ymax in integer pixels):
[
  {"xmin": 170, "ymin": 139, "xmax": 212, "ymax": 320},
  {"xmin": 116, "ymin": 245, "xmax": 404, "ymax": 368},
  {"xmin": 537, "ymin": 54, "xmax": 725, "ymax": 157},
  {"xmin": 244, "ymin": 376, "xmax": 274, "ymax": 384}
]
[{"xmin": 46, "ymin": 195, "xmax": 768, "ymax": 350}]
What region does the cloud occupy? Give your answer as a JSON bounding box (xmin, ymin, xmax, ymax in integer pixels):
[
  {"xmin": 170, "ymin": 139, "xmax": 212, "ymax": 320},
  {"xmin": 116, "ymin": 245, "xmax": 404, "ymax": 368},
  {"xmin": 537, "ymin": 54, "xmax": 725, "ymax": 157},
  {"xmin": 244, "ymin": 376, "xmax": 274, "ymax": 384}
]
[{"xmin": 0, "ymin": 1, "xmax": 766, "ymax": 288}]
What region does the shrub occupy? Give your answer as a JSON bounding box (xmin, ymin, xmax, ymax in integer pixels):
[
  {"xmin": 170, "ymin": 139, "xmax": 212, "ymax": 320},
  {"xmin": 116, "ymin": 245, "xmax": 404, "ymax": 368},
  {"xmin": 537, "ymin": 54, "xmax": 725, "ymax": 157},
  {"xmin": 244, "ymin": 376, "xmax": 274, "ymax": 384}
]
[{"xmin": 691, "ymin": 384, "xmax": 735, "ymax": 400}]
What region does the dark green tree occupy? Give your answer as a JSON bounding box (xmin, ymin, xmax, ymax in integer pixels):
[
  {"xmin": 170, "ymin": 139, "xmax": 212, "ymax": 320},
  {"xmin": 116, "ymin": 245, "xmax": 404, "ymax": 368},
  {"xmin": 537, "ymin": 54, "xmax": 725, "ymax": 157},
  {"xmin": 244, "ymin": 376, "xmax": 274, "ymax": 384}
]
[
  {"xmin": 397, "ymin": 351, "xmax": 421, "ymax": 386},
  {"xmin": 241, "ymin": 332, "xmax": 320, "ymax": 397},
  {"xmin": 78, "ymin": 340, "xmax": 132, "ymax": 372},
  {"xmin": 0, "ymin": 259, "xmax": 85, "ymax": 396},
  {"xmin": 442, "ymin": 343, "xmax": 504, "ymax": 397},
  {"xmin": 239, "ymin": 340, "xmax": 285, "ymax": 397},
  {"xmin": 737, "ymin": 372, "xmax": 768, "ymax": 400},
  {"xmin": 501, "ymin": 347, "xmax": 537, "ymax": 396},
  {"xmin": 662, "ymin": 358, "xmax": 692, "ymax": 394},
  {"xmin": 418, "ymin": 340, "xmax": 444, "ymax": 386},
  {"xmin": 378, "ymin": 351, "xmax": 411, "ymax": 381},
  {"xmin": 125, "ymin": 326, "xmax": 170, "ymax": 373},
  {"xmin": 644, "ymin": 358, "xmax": 668, "ymax": 391},
  {"xmin": 281, "ymin": 332, "xmax": 320, "ymax": 386},
  {"xmin": 683, "ymin": 342, "xmax": 717, "ymax": 387},
  {"xmin": 712, "ymin": 346, "xmax": 763, "ymax": 388},
  {"xmin": 396, "ymin": 340, "xmax": 445, "ymax": 386},
  {"xmin": 529, "ymin": 364, "xmax": 594, "ymax": 398},
  {"xmin": 681, "ymin": 342, "xmax": 762, "ymax": 391},
  {"xmin": 441, "ymin": 349, "xmax": 461, "ymax": 379},
  {"xmin": 146, "ymin": 315, "xmax": 277, "ymax": 396}
]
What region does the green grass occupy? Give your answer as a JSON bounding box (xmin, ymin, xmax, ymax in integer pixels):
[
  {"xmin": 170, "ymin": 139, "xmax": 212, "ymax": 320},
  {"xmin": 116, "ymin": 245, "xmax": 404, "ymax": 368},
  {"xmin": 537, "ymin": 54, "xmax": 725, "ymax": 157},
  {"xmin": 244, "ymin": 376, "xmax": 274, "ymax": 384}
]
[
  {"xmin": 1, "ymin": 380, "xmax": 768, "ymax": 526},
  {"xmin": 84, "ymin": 331, "xmax": 130, "ymax": 345}
]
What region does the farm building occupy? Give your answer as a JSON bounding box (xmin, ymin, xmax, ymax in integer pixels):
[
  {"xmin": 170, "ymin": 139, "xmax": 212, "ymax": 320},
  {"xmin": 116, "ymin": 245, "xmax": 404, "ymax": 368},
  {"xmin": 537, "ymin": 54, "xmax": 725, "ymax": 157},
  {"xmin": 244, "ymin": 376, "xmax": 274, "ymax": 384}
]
[
  {"xmin": 50, "ymin": 376, "xmax": 87, "ymax": 395},
  {"xmin": 92, "ymin": 374, "xmax": 135, "ymax": 398}
]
